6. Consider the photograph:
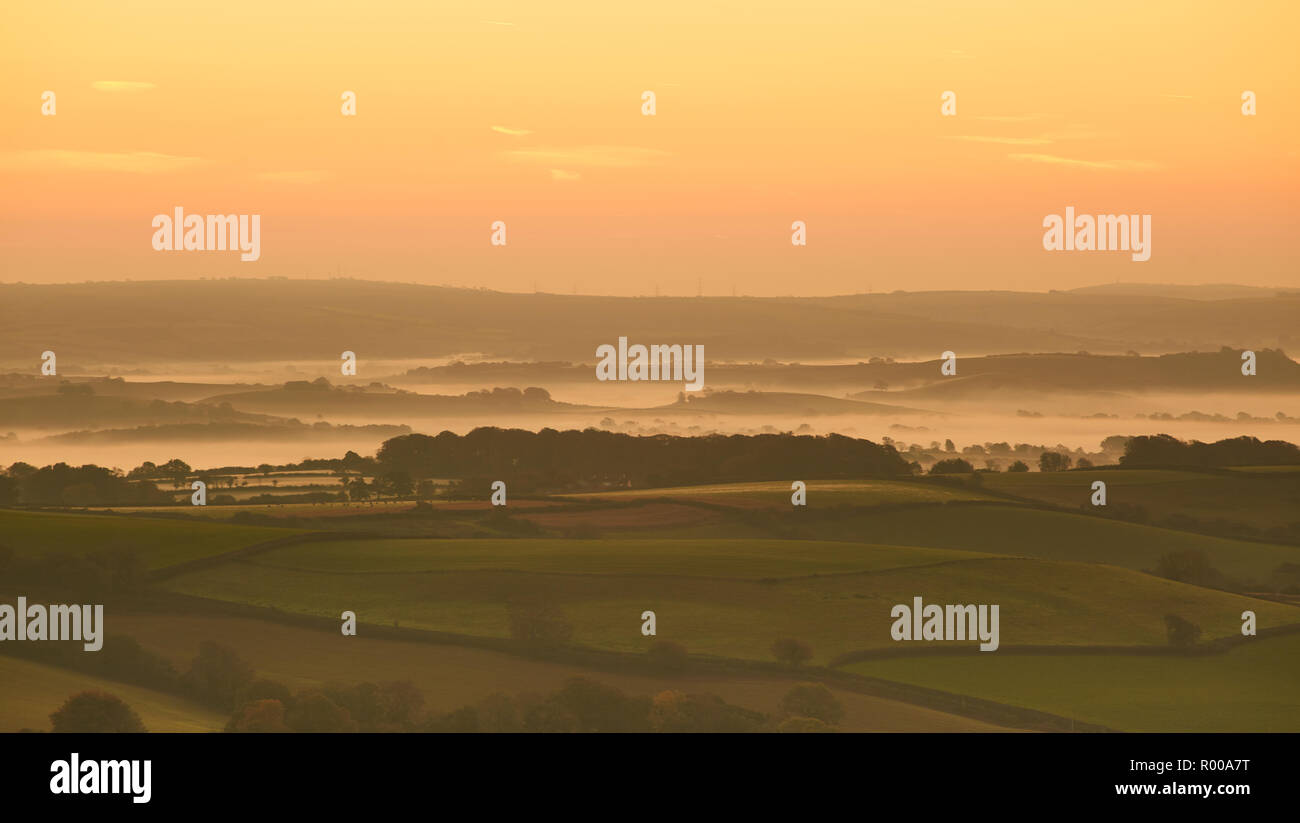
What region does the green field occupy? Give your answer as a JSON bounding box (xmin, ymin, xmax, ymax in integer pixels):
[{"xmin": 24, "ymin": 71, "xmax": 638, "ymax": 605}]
[
  {"xmin": 841, "ymin": 632, "xmax": 1300, "ymax": 732},
  {"xmin": 162, "ymin": 538, "xmax": 1300, "ymax": 663},
  {"xmin": 793, "ymin": 504, "xmax": 1299, "ymax": 583},
  {"xmin": 564, "ymin": 479, "xmax": 996, "ymax": 508},
  {"xmin": 983, "ymin": 468, "xmax": 1300, "ymax": 530},
  {"xmin": 252, "ymin": 537, "xmax": 979, "ymax": 579},
  {"xmin": 0, "ymin": 655, "xmax": 226, "ymax": 732},
  {"xmin": 0, "ymin": 509, "xmax": 302, "ymax": 570}
]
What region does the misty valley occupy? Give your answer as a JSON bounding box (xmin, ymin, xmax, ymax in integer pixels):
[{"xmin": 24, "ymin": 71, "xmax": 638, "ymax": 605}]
[{"xmin": 1, "ymin": 281, "xmax": 1298, "ymax": 738}]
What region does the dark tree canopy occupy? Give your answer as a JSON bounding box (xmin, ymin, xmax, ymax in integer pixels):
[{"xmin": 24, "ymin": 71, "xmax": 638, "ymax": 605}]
[
  {"xmin": 375, "ymin": 427, "xmax": 909, "ymax": 491},
  {"xmin": 929, "ymin": 458, "xmax": 975, "ymax": 475},
  {"xmin": 1122, "ymin": 434, "xmax": 1300, "ymax": 468},
  {"xmin": 50, "ymin": 691, "xmax": 147, "ymax": 733}
]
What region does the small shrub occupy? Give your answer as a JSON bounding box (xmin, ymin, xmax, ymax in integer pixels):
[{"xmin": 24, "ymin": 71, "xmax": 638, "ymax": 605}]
[
  {"xmin": 779, "ymin": 683, "xmax": 844, "ymax": 725},
  {"xmin": 771, "ymin": 637, "xmax": 813, "ymax": 666},
  {"xmin": 1164, "ymin": 614, "xmax": 1202, "ymax": 648},
  {"xmin": 646, "ymin": 640, "xmax": 689, "ymax": 672}
]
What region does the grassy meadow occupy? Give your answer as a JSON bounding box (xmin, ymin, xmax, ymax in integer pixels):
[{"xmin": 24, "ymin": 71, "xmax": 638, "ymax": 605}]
[
  {"xmin": 7, "ymin": 466, "xmax": 1299, "ymax": 732},
  {"xmin": 841, "ymin": 632, "xmax": 1300, "ymax": 732},
  {"xmin": 160, "ymin": 544, "xmax": 1299, "ymax": 662},
  {"xmin": 0, "ymin": 508, "xmax": 301, "ymax": 570}
]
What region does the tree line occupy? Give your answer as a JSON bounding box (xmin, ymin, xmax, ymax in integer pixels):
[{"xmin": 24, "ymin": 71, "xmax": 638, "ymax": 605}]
[
  {"xmin": 0, "ymin": 463, "xmax": 170, "ymax": 507},
  {"xmin": 1120, "ymin": 434, "xmax": 1300, "ymax": 467},
  {"xmin": 376, "ymin": 427, "xmax": 911, "ymax": 492}
]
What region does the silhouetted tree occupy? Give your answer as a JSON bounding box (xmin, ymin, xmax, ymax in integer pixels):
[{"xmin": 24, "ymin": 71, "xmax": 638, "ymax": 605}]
[
  {"xmin": 771, "ymin": 638, "xmax": 813, "ymax": 666},
  {"xmin": 1164, "ymin": 614, "xmax": 1202, "ymax": 648},
  {"xmin": 929, "ymin": 458, "xmax": 974, "ymax": 475},
  {"xmin": 184, "ymin": 641, "xmax": 254, "ymax": 710},
  {"xmin": 1038, "ymin": 452, "xmax": 1072, "ymax": 472},
  {"xmin": 50, "ymin": 691, "xmax": 146, "ymax": 733}
]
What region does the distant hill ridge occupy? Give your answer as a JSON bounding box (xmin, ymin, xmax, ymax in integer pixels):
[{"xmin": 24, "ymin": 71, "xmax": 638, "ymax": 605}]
[{"xmin": 1, "ymin": 279, "xmax": 1297, "ymax": 366}]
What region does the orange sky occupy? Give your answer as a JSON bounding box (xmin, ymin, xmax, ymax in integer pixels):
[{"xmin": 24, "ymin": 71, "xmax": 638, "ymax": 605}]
[{"xmin": 2, "ymin": 0, "xmax": 1297, "ymax": 295}]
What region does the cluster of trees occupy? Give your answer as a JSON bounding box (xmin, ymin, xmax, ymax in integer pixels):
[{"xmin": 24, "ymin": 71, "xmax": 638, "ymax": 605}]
[
  {"xmin": 1037, "ymin": 452, "xmax": 1073, "ymax": 472},
  {"xmin": 1121, "ymin": 435, "xmax": 1300, "ymax": 468},
  {"xmin": 376, "ymin": 428, "xmax": 910, "ymax": 491},
  {"xmin": 928, "ymin": 456, "xmax": 1048, "ymax": 475},
  {"xmin": 418, "ymin": 677, "xmax": 842, "ymax": 733},
  {"xmin": 129, "ymin": 459, "xmax": 256, "ymax": 493},
  {"xmin": 892, "ymin": 436, "xmax": 1122, "ymax": 471},
  {"xmin": 0, "ymin": 462, "xmax": 170, "ymax": 507},
  {"xmin": 127, "ymin": 458, "xmax": 196, "ymax": 485},
  {"xmin": 4, "ymin": 632, "xmax": 187, "ymax": 702},
  {"xmin": 1151, "ymin": 550, "xmax": 1237, "ymax": 592},
  {"xmin": 424, "ymin": 678, "xmax": 762, "ymax": 733},
  {"xmin": 0, "ymin": 455, "xmax": 436, "ymax": 508},
  {"xmin": 227, "ymin": 680, "xmax": 427, "ymax": 733},
  {"xmin": 227, "ymin": 676, "xmax": 846, "ymax": 733},
  {"xmin": 928, "ymin": 458, "xmax": 974, "ymax": 475},
  {"xmin": 48, "ymin": 691, "xmax": 147, "ymax": 733},
  {"xmin": 342, "ymin": 472, "xmax": 431, "ymax": 502}
]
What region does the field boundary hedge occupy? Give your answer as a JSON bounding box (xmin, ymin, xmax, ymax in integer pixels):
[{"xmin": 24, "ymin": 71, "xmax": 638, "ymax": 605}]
[
  {"xmin": 147, "ymin": 531, "xmax": 381, "ymax": 581},
  {"xmin": 129, "ymin": 591, "xmax": 1116, "ymax": 732},
  {"xmin": 826, "ymin": 621, "xmax": 1300, "ymax": 666}
]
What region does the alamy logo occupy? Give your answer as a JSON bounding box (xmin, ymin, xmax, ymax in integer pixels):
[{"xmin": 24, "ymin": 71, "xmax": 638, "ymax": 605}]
[
  {"xmin": 1042, "ymin": 207, "xmax": 1151, "ymax": 261},
  {"xmin": 151, "ymin": 207, "xmax": 261, "ymax": 261},
  {"xmin": 890, "ymin": 596, "xmax": 999, "ymax": 651},
  {"xmin": 50, "ymin": 754, "xmax": 151, "ymax": 804},
  {"xmin": 596, "ymin": 337, "xmax": 704, "ymax": 391},
  {"xmin": 0, "ymin": 597, "xmax": 103, "ymax": 651}
]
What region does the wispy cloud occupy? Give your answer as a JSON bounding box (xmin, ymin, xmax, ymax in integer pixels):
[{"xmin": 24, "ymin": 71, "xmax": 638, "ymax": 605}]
[
  {"xmin": 504, "ymin": 146, "xmax": 670, "ymax": 168},
  {"xmin": 491, "ymin": 126, "xmax": 532, "ymax": 136},
  {"xmin": 1008, "ymin": 153, "xmax": 1159, "ymax": 171},
  {"xmin": 0, "ymin": 149, "xmax": 203, "ymax": 173},
  {"xmin": 1162, "ymin": 93, "xmax": 1193, "ymax": 100},
  {"xmin": 256, "ymin": 170, "xmax": 331, "ymax": 183},
  {"xmin": 945, "ymin": 135, "xmax": 1053, "ymax": 145},
  {"xmin": 91, "ymin": 80, "xmax": 156, "ymax": 92},
  {"xmin": 974, "ymin": 114, "xmax": 1045, "ymax": 122},
  {"xmin": 482, "ymin": 20, "xmax": 514, "ymax": 26},
  {"xmin": 1042, "ymin": 126, "xmax": 1105, "ymax": 141},
  {"xmin": 550, "ymin": 169, "xmax": 581, "ymax": 181}
]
